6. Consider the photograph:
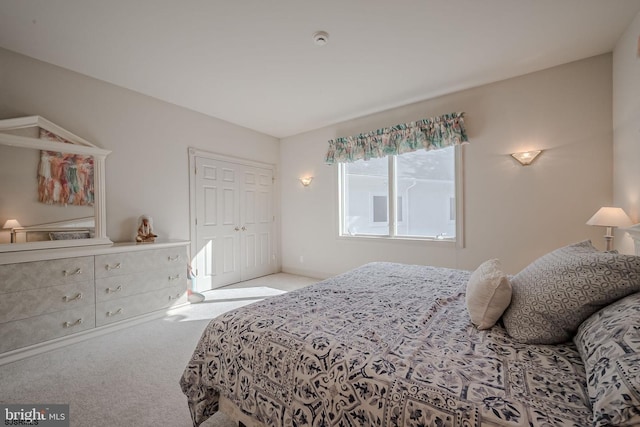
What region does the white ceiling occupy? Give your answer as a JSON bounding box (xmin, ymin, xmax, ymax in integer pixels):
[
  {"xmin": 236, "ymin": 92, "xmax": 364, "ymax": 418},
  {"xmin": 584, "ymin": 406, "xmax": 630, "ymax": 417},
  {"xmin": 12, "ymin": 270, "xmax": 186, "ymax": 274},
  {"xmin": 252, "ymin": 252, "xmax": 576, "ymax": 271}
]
[{"xmin": 1, "ymin": 0, "xmax": 640, "ymax": 138}]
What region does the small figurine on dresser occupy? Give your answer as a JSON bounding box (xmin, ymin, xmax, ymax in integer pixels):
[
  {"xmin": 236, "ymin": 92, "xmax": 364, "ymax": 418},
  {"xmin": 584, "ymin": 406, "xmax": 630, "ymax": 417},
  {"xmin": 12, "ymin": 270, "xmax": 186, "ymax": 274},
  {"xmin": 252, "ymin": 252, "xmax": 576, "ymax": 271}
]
[{"xmin": 135, "ymin": 214, "xmax": 157, "ymax": 243}]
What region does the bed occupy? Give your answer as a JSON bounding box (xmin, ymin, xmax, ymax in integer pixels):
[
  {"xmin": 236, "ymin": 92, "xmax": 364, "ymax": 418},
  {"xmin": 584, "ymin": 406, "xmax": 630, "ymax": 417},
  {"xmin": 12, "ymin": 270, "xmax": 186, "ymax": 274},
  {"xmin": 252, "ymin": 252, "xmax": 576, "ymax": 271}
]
[{"xmin": 180, "ymin": 241, "xmax": 640, "ymax": 426}]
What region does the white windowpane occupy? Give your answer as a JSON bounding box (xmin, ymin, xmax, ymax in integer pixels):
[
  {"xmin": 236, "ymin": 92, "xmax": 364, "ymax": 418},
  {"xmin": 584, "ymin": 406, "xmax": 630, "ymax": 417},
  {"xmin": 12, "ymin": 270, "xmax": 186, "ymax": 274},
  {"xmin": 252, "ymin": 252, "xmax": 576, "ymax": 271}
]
[
  {"xmin": 395, "ymin": 147, "xmax": 456, "ymax": 238},
  {"xmin": 343, "ymin": 157, "xmax": 389, "ymax": 236}
]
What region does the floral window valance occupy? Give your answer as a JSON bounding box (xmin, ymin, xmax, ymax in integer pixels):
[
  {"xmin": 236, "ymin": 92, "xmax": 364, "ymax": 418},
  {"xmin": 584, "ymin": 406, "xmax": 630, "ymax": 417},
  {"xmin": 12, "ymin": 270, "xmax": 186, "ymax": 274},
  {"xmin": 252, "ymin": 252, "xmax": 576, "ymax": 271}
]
[
  {"xmin": 38, "ymin": 129, "xmax": 95, "ymax": 206},
  {"xmin": 325, "ymin": 112, "xmax": 468, "ymax": 164}
]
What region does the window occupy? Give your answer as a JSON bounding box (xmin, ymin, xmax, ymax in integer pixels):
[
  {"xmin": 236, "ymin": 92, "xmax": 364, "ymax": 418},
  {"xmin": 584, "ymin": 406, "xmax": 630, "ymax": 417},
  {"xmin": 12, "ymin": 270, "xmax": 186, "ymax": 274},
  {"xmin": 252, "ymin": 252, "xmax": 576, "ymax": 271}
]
[{"xmin": 339, "ymin": 146, "xmax": 460, "ymax": 240}]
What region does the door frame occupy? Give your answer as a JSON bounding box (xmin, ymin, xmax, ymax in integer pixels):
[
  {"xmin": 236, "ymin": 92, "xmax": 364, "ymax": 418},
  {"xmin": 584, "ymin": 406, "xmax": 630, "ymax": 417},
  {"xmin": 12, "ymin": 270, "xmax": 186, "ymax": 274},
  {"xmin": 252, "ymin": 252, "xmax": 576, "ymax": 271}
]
[{"xmin": 188, "ymin": 147, "xmax": 278, "ymax": 288}]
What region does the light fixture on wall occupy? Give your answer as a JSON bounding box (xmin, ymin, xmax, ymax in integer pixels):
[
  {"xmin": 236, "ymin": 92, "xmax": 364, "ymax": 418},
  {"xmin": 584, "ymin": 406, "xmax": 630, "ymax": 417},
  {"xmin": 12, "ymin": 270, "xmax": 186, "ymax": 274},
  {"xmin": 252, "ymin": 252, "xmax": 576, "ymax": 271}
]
[
  {"xmin": 511, "ymin": 150, "xmax": 542, "ymax": 166},
  {"xmin": 299, "ymin": 177, "xmax": 313, "ymax": 187},
  {"xmin": 586, "ymin": 206, "xmax": 632, "ymax": 251},
  {"xmin": 2, "ymin": 219, "xmax": 21, "ymax": 243}
]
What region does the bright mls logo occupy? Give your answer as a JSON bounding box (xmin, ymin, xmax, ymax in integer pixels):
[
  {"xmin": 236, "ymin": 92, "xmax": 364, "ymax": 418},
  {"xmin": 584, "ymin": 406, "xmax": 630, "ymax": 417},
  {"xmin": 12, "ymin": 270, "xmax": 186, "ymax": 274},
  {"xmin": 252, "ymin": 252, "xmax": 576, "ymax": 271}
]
[{"xmin": 1, "ymin": 404, "xmax": 69, "ymax": 426}]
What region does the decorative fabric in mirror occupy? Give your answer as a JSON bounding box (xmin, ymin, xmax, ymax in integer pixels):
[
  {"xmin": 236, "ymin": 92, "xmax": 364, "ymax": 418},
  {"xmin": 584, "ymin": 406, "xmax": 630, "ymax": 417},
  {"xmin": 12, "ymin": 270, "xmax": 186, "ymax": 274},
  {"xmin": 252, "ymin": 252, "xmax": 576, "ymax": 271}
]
[{"xmin": 38, "ymin": 129, "xmax": 94, "ymax": 206}]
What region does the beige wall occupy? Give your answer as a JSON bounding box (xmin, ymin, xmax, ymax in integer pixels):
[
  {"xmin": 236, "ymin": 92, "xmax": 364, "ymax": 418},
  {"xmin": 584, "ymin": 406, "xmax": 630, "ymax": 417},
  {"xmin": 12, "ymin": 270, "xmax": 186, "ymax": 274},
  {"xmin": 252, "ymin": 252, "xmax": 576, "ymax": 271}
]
[
  {"xmin": 0, "ymin": 48, "xmax": 279, "ymax": 247},
  {"xmin": 613, "ymin": 11, "xmax": 640, "ymax": 254},
  {"xmin": 280, "ymin": 55, "xmax": 613, "ymax": 277}
]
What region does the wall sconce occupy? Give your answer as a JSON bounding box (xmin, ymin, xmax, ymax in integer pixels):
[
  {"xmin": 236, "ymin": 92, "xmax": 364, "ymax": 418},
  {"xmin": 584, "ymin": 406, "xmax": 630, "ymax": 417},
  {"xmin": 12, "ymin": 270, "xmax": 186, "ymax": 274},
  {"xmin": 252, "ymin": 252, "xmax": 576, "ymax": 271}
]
[
  {"xmin": 2, "ymin": 219, "xmax": 21, "ymax": 243},
  {"xmin": 586, "ymin": 206, "xmax": 632, "ymax": 251},
  {"xmin": 299, "ymin": 177, "xmax": 313, "ymax": 187},
  {"xmin": 511, "ymin": 150, "xmax": 542, "ymax": 166}
]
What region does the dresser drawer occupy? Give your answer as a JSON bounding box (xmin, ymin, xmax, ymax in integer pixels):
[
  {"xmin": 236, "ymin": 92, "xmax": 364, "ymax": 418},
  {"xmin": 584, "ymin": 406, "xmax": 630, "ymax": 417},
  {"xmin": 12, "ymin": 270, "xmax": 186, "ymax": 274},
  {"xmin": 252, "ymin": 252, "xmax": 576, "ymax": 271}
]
[
  {"xmin": 0, "ymin": 281, "xmax": 94, "ymax": 324},
  {"xmin": 0, "ymin": 305, "xmax": 95, "ymax": 353},
  {"xmin": 95, "ymin": 266, "xmax": 185, "ymax": 302},
  {"xmin": 95, "ymin": 285, "xmax": 187, "ymax": 326},
  {"xmin": 0, "ymin": 256, "xmax": 94, "ymax": 293},
  {"xmin": 95, "ymin": 247, "xmax": 186, "ymax": 278}
]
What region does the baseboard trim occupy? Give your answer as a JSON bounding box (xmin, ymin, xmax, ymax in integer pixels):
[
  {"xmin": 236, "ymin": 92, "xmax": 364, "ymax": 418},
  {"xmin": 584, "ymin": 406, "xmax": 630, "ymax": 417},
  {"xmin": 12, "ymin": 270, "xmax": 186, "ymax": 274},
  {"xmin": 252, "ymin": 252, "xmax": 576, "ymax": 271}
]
[
  {"xmin": 0, "ymin": 302, "xmax": 189, "ymax": 366},
  {"xmin": 280, "ymin": 266, "xmax": 330, "ymax": 280}
]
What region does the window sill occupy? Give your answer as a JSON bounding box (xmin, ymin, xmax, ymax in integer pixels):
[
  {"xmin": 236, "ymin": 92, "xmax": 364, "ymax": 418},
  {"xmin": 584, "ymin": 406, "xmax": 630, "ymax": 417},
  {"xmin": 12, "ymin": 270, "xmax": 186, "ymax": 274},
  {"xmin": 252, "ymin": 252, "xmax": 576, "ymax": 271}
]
[{"xmin": 337, "ymin": 234, "xmax": 457, "ymax": 247}]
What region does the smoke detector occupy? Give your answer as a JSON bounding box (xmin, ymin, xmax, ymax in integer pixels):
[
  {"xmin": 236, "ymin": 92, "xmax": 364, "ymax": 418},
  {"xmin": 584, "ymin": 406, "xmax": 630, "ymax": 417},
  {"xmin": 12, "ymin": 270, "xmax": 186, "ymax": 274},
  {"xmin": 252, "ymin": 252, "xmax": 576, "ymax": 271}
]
[{"xmin": 312, "ymin": 31, "xmax": 329, "ymax": 46}]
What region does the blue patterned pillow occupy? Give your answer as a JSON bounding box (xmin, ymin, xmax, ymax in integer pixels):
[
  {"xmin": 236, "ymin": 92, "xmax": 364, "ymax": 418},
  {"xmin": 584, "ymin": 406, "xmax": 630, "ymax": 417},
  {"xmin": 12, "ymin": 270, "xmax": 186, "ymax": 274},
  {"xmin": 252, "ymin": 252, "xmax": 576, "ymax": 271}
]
[
  {"xmin": 574, "ymin": 292, "xmax": 640, "ymax": 426},
  {"xmin": 502, "ymin": 240, "xmax": 640, "ymax": 344}
]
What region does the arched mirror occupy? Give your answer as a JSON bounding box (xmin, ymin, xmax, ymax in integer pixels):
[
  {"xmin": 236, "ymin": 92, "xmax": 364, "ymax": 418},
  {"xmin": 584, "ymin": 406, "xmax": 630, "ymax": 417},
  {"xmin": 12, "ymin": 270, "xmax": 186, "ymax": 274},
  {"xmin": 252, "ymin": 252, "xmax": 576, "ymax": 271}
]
[{"xmin": 0, "ymin": 116, "xmax": 112, "ymax": 253}]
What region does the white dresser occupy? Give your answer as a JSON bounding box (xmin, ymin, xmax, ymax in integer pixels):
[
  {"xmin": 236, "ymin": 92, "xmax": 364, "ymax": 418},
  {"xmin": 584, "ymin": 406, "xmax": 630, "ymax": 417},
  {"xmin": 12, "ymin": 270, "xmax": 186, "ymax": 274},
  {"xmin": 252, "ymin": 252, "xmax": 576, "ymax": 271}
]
[
  {"xmin": 94, "ymin": 247, "xmax": 187, "ymax": 326},
  {"xmin": 0, "ymin": 241, "xmax": 188, "ymax": 362}
]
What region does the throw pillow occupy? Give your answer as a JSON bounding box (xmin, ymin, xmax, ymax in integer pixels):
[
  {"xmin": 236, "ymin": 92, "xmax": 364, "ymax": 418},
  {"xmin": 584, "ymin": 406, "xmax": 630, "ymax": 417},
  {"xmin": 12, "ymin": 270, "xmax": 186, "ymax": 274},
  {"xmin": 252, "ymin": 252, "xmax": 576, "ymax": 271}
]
[
  {"xmin": 502, "ymin": 240, "xmax": 640, "ymax": 344},
  {"xmin": 574, "ymin": 292, "xmax": 640, "ymax": 426},
  {"xmin": 465, "ymin": 259, "xmax": 512, "ymax": 330}
]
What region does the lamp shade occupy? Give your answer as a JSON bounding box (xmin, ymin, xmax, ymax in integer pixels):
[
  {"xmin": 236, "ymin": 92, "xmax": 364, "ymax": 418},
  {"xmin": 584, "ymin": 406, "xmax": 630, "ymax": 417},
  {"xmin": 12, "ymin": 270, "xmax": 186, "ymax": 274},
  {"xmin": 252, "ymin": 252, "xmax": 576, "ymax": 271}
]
[
  {"xmin": 511, "ymin": 150, "xmax": 542, "ymax": 166},
  {"xmin": 586, "ymin": 207, "xmax": 632, "ymax": 228},
  {"xmin": 2, "ymin": 219, "xmax": 21, "ymax": 229},
  {"xmin": 299, "ymin": 177, "xmax": 313, "ymax": 187}
]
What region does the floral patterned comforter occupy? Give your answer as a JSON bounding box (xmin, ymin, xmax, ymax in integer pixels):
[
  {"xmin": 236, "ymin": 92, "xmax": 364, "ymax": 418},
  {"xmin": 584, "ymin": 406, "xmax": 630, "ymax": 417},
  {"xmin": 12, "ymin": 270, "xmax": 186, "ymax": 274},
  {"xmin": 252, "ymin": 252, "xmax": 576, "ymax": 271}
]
[{"xmin": 180, "ymin": 262, "xmax": 592, "ymax": 426}]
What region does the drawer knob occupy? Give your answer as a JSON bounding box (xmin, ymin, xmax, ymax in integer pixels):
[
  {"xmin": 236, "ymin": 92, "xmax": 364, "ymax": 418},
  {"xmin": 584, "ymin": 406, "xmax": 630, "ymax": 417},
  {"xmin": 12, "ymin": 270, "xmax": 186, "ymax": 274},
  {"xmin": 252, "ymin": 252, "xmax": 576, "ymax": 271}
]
[
  {"xmin": 168, "ymin": 274, "xmax": 181, "ymax": 281},
  {"xmin": 63, "ymin": 292, "xmax": 83, "ymax": 302},
  {"xmin": 63, "ymin": 318, "xmax": 83, "ymax": 328},
  {"xmin": 106, "ymin": 308, "xmax": 123, "ymax": 317},
  {"xmin": 168, "ymin": 255, "xmax": 181, "ymax": 261},
  {"xmin": 105, "ymin": 263, "xmax": 121, "ymax": 271},
  {"xmin": 169, "ymin": 293, "xmax": 182, "ymax": 301},
  {"xmin": 106, "ymin": 285, "xmax": 123, "ymax": 294},
  {"xmin": 63, "ymin": 268, "xmax": 82, "ymax": 277}
]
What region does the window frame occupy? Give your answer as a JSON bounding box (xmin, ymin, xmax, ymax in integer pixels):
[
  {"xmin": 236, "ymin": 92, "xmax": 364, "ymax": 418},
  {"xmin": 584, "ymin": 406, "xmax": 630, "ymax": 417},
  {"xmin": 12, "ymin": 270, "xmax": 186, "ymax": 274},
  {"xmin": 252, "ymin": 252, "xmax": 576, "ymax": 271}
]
[{"xmin": 337, "ymin": 145, "xmax": 464, "ymax": 247}]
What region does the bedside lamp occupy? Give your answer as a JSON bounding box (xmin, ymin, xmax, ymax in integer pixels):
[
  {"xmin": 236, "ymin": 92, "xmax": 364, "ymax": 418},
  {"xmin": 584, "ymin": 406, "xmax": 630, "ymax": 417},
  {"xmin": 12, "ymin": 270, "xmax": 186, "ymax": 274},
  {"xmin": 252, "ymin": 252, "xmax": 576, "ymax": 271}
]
[
  {"xmin": 2, "ymin": 219, "xmax": 21, "ymax": 243},
  {"xmin": 586, "ymin": 207, "xmax": 632, "ymax": 251}
]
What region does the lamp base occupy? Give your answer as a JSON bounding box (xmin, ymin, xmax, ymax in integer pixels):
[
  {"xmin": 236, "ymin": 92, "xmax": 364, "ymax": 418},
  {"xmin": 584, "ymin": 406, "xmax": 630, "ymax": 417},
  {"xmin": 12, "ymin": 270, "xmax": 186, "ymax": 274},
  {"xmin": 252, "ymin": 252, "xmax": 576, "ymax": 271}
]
[{"xmin": 604, "ymin": 227, "xmax": 614, "ymax": 252}]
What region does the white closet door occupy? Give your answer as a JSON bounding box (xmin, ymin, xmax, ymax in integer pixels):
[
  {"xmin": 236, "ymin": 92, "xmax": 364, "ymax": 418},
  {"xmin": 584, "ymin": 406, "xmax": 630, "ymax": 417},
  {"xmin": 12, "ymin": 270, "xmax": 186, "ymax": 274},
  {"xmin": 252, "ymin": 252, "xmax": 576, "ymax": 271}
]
[
  {"xmin": 191, "ymin": 154, "xmax": 275, "ymax": 291},
  {"xmin": 240, "ymin": 166, "xmax": 274, "ymax": 280},
  {"xmin": 193, "ymin": 157, "xmax": 241, "ymax": 290}
]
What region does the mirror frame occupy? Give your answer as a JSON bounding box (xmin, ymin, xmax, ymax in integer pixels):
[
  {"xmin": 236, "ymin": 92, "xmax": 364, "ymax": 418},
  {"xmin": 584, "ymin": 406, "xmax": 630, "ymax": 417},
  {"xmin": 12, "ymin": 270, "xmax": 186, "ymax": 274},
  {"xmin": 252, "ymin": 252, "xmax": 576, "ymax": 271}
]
[{"xmin": 0, "ymin": 116, "xmax": 112, "ymax": 253}]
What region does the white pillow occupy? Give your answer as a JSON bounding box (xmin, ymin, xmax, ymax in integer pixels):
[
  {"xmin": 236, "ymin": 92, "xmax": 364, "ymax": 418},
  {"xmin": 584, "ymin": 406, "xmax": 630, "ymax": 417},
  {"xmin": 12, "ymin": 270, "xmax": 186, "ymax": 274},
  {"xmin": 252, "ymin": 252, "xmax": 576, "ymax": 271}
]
[{"xmin": 465, "ymin": 259, "xmax": 512, "ymax": 330}]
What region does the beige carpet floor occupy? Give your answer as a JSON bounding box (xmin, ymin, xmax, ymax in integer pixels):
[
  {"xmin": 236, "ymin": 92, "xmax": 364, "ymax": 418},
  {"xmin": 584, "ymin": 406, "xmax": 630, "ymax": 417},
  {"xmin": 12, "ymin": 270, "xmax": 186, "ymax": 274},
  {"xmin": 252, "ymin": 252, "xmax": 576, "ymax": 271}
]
[{"xmin": 0, "ymin": 273, "xmax": 318, "ymax": 427}]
